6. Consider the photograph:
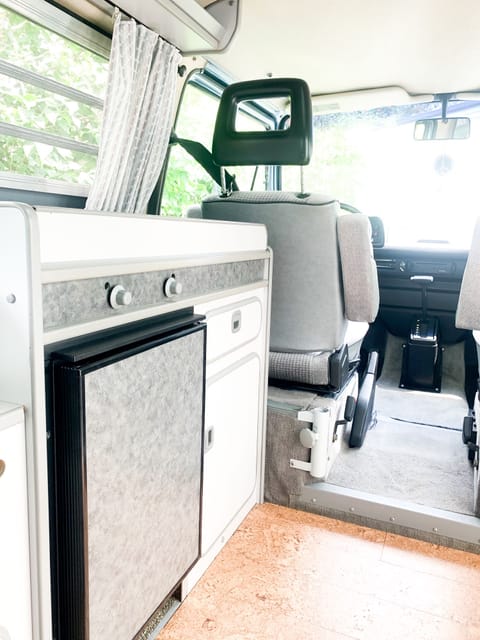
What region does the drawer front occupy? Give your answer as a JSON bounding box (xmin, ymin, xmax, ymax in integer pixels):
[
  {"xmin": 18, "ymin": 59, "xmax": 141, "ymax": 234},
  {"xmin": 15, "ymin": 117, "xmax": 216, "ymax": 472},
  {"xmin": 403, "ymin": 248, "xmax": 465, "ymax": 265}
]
[{"xmin": 205, "ymin": 297, "xmax": 263, "ymax": 363}]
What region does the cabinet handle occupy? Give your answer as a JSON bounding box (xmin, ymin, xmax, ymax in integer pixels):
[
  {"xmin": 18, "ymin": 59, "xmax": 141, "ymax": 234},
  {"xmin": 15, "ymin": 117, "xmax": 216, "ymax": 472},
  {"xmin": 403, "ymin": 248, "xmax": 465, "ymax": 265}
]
[
  {"xmin": 231, "ymin": 310, "xmax": 241, "ymax": 333},
  {"xmin": 205, "ymin": 426, "xmax": 214, "ymax": 452}
]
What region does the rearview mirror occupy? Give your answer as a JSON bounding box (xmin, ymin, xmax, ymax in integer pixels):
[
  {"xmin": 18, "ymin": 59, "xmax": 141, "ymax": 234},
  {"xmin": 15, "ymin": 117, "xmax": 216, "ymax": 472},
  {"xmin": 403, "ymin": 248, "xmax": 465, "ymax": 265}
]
[{"xmin": 414, "ymin": 117, "xmax": 470, "ymax": 140}]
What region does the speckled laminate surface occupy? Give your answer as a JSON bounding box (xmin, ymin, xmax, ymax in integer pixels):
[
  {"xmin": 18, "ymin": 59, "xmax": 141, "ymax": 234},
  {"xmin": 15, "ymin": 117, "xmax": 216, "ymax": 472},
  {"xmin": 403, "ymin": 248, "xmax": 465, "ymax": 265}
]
[
  {"xmin": 85, "ymin": 329, "xmax": 204, "ymax": 639},
  {"xmin": 43, "ymin": 259, "xmax": 265, "ymax": 331},
  {"xmin": 158, "ymin": 503, "xmax": 480, "ymax": 640}
]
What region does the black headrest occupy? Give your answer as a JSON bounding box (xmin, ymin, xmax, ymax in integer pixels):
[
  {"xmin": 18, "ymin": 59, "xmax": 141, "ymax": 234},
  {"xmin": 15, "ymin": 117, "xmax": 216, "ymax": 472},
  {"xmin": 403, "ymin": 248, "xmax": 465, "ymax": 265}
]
[{"xmin": 212, "ymin": 78, "xmax": 312, "ymax": 167}]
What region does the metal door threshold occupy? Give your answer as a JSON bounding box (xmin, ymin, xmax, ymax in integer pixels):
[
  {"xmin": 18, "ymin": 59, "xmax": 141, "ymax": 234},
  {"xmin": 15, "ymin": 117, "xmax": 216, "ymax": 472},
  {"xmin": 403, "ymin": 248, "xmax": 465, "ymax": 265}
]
[{"xmin": 295, "ymin": 482, "xmax": 480, "ymax": 552}]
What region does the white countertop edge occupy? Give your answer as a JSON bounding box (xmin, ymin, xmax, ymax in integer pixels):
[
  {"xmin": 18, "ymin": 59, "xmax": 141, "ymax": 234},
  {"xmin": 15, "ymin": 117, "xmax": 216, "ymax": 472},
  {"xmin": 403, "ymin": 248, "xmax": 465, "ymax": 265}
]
[{"xmin": 0, "ymin": 401, "xmax": 25, "ymax": 431}]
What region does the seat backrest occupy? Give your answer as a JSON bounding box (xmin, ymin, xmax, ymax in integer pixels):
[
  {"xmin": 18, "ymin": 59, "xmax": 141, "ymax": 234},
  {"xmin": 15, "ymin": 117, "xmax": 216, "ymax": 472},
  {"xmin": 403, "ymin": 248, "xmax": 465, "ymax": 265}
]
[
  {"xmin": 456, "ymin": 218, "xmax": 480, "ymax": 374},
  {"xmin": 202, "ymin": 191, "xmax": 379, "ymax": 352},
  {"xmin": 456, "ymin": 217, "xmax": 480, "ymax": 332}
]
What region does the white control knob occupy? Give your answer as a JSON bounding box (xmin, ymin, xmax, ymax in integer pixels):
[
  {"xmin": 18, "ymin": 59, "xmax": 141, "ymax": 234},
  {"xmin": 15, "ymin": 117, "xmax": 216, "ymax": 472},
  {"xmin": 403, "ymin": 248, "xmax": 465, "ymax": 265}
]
[
  {"xmin": 164, "ymin": 276, "xmax": 183, "ymax": 298},
  {"xmin": 108, "ymin": 284, "xmax": 132, "ymax": 309}
]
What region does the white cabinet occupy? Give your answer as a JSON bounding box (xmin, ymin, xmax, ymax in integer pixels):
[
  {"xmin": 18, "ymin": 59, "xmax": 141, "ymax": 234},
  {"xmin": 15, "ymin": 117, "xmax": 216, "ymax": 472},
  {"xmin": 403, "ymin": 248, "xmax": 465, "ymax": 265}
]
[
  {"xmin": 196, "ymin": 286, "xmax": 268, "ymax": 556},
  {"xmin": 202, "ymin": 354, "xmax": 261, "ymax": 552},
  {"xmin": 0, "ymin": 203, "xmax": 270, "ymax": 635},
  {"xmin": 0, "ymin": 403, "xmax": 32, "ymax": 640}
]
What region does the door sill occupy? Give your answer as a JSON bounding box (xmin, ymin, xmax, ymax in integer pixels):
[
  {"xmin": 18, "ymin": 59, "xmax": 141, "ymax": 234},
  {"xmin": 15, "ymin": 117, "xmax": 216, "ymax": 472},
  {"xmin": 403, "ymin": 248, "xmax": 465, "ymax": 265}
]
[{"xmin": 295, "ymin": 482, "xmax": 480, "ymax": 551}]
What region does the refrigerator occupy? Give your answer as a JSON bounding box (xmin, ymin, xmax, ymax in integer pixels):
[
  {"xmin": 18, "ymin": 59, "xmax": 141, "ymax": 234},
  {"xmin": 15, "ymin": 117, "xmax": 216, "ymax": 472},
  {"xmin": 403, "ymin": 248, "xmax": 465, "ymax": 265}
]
[{"xmin": 47, "ymin": 310, "xmax": 206, "ymax": 640}]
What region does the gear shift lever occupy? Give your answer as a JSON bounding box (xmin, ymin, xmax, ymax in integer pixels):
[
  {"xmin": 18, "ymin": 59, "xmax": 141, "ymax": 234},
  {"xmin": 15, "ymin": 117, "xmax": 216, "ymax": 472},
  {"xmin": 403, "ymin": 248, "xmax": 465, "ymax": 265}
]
[{"xmin": 410, "ymin": 275, "xmax": 434, "ymax": 319}]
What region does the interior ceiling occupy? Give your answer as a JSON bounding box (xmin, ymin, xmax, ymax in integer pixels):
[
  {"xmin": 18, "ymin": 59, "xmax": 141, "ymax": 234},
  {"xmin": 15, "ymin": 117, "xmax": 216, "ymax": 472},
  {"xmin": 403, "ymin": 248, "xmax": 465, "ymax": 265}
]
[{"xmin": 206, "ymin": 0, "xmax": 480, "ymax": 97}]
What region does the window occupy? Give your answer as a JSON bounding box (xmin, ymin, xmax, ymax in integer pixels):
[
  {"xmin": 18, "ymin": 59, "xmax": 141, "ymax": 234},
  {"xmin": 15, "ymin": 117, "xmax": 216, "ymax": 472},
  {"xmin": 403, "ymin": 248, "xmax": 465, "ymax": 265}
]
[
  {"xmin": 0, "ymin": 3, "xmax": 109, "ymax": 194},
  {"xmin": 283, "ymin": 100, "xmax": 480, "ymax": 248},
  {"xmin": 161, "ymin": 75, "xmax": 270, "ymax": 217}
]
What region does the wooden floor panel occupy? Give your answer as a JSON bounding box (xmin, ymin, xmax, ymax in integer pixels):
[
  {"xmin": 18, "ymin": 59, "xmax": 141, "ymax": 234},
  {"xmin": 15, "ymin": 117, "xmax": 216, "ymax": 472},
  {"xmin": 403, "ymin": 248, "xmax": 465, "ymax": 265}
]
[{"xmin": 158, "ymin": 504, "xmax": 480, "ymax": 640}]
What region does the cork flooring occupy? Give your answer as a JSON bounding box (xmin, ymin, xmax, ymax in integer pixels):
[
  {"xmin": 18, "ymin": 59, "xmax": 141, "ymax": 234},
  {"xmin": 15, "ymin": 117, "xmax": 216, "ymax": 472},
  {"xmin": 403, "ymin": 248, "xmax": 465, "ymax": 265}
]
[{"xmin": 158, "ymin": 503, "xmax": 480, "ymax": 640}]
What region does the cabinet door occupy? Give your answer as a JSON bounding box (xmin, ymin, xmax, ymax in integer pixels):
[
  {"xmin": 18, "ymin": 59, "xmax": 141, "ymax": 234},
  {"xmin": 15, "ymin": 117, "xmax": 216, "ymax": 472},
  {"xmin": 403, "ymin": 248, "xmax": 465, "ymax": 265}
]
[
  {"xmin": 202, "ymin": 354, "xmax": 261, "ymax": 553},
  {"xmin": 0, "ymin": 417, "xmax": 32, "ymax": 640}
]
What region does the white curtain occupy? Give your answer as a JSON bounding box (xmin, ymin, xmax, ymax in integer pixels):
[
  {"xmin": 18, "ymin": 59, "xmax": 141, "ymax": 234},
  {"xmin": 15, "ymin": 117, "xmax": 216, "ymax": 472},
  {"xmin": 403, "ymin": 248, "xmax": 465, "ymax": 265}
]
[{"xmin": 86, "ymin": 17, "xmax": 180, "ymax": 213}]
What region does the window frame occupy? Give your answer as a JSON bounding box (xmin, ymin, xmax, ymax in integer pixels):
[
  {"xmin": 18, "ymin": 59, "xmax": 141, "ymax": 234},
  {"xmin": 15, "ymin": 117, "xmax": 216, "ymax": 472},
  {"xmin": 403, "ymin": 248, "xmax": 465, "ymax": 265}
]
[
  {"xmin": 152, "ymin": 65, "xmax": 280, "ymax": 215},
  {"xmin": 0, "ymin": 0, "xmax": 111, "ymax": 201}
]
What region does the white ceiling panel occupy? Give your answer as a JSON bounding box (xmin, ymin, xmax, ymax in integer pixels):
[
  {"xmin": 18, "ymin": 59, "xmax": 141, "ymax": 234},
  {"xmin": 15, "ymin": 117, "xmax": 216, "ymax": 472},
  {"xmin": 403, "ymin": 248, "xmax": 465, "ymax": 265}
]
[{"xmin": 207, "ymin": 0, "xmax": 480, "ymax": 96}]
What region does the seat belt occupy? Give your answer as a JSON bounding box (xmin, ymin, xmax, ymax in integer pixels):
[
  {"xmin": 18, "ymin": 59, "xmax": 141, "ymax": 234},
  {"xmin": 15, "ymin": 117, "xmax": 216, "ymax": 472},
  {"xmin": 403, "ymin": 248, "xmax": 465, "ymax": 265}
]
[{"xmin": 170, "ymin": 134, "xmax": 238, "ymax": 193}]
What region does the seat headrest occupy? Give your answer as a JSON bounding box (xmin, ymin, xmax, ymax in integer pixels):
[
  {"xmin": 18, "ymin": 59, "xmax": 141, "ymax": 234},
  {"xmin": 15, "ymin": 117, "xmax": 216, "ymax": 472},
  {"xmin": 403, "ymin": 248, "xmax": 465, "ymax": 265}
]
[{"xmin": 212, "ymin": 78, "xmax": 312, "ymax": 167}]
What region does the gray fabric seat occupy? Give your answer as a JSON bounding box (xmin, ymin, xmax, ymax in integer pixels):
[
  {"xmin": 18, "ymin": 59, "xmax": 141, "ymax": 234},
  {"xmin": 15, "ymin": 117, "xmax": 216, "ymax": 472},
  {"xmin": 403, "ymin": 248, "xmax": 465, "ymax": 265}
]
[
  {"xmin": 195, "ymin": 77, "xmax": 379, "ymax": 389},
  {"xmin": 456, "ymin": 217, "xmax": 480, "ymax": 367},
  {"xmin": 200, "ymin": 191, "xmax": 379, "ymax": 387}
]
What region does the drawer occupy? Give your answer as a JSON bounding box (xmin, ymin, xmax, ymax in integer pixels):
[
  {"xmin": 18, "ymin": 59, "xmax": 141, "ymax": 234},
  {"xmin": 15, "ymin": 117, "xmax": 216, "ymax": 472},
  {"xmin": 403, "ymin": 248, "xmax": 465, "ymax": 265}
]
[{"xmin": 205, "ymin": 296, "xmax": 263, "ymax": 363}]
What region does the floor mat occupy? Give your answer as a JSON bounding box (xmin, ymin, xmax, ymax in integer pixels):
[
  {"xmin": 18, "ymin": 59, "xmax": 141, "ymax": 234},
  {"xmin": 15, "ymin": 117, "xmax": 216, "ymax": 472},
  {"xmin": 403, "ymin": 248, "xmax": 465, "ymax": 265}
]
[
  {"xmin": 328, "ymin": 416, "xmax": 474, "ymax": 516},
  {"xmin": 375, "ymin": 386, "xmax": 467, "ymax": 430}
]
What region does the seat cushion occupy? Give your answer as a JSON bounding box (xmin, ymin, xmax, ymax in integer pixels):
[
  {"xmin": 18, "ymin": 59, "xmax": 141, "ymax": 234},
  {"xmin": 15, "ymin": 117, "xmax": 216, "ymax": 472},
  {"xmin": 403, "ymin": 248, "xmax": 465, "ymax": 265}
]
[
  {"xmin": 269, "ymin": 322, "xmax": 367, "ymax": 386},
  {"xmin": 269, "ymin": 350, "xmax": 331, "ymax": 386},
  {"xmin": 345, "ymin": 320, "xmax": 368, "ymax": 361}
]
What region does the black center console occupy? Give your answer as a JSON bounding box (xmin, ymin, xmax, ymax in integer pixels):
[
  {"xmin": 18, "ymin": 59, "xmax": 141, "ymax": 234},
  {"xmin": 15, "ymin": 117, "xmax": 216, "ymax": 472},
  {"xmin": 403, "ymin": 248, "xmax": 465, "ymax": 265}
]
[{"xmin": 399, "ymin": 276, "xmax": 442, "ymax": 392}]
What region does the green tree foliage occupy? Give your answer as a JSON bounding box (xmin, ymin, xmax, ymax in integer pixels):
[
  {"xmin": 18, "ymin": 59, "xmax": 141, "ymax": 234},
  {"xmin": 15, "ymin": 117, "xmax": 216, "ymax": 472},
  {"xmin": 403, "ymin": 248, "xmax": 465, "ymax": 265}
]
[
  {"xmin": 0, "ymin": 8, "xmax": 260, "ymax": 210},
  {"xmin": 161, "ymin": 79, "xmax": 263, "ymax": 217},
  {"xmin": 0, "ymin": 6, "xmax": 107, "ymax": 185},
  {"xmin": 161, "ymin": 145, "xmax": 215, "ymax": 217},
  {"xmin": 283, "ymin": 115, "xmax": 365, "ymax": 204},
  {"xmin": 161, "ymin": 80, "xmax": 219, "ymax": 217}
]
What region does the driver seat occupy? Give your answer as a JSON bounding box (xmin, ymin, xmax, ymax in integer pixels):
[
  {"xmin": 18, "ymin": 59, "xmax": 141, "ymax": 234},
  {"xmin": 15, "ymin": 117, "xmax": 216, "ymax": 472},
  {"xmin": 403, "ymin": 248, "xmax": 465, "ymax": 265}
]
[{"xmin": 199, "ymin": 78, "xmax": 379, "ymax": 392}]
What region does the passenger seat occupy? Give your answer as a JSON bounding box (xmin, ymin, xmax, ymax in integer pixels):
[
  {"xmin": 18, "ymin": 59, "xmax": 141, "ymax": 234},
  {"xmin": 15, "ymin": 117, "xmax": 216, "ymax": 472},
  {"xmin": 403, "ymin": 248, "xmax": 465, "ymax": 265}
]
[
  {"xmin": 456, "ymin": 217, "xmax": 480, "ymax": 464},
  {"xmin": 198, "ymin": 78, "xmax": 380, "ymax": 449}
]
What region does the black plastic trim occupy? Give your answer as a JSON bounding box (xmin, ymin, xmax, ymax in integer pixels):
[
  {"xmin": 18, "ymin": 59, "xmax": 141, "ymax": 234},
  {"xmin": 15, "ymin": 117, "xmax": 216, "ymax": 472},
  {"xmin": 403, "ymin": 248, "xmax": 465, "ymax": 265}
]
[
  {"xmin": 349, "ymin": 351, "xmax": 378, "ymax": 448},
  {"xmin": 374, "ymin": 246, "xmax": 468, "ymax": 343}
]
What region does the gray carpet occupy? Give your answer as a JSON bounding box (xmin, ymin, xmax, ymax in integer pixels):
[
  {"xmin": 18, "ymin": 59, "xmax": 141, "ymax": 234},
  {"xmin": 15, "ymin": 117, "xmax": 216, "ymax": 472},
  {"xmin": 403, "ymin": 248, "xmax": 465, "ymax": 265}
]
[
  {"xmin": 328, "ymin": 334, "xmax": 474, "ymax": 516},
  {"xmin": 328, "ymin": 416, "xmax": 474, "ymax": 515}
]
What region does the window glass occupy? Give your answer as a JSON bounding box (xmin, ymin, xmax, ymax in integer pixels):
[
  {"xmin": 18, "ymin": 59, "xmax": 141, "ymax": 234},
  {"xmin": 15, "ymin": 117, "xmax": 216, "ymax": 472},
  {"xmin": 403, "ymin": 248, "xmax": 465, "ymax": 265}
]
[
  {"xmin": 0, "ymin": 6, "xmax": 108, "ymax": 188},
  {"xmin": 283, "ymin": 101, "xmax": 480, "ymax": 248},
  {"xmin": 161, "ymin": 77, "xmax": 268, "ymax": 217},
  {"xmin": 161, "ymin": 83, "xmax": 217, "ymax": 217}
]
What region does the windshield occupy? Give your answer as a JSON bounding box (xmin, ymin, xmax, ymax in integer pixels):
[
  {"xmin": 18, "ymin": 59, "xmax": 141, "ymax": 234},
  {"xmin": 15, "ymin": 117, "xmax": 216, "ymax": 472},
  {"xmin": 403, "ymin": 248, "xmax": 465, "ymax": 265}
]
[{"xmin": 282, "ymin": 100, "xmax": 480, "ymax": 248}]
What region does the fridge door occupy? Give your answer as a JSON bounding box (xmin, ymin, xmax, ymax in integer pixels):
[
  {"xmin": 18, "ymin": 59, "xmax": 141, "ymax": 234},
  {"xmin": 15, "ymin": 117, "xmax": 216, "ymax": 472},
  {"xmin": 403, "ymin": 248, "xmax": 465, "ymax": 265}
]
[{"xmin": 50, "ymin": 316, "xmax": 205, "ymax": 640}]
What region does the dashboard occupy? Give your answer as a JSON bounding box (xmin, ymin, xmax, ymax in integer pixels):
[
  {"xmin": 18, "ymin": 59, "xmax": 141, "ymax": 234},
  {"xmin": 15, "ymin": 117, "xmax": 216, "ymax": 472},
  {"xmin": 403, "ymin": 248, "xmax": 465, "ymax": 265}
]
[{"xmin": 374, "ymin": 246, "xmax": 468, "ymax": 343}]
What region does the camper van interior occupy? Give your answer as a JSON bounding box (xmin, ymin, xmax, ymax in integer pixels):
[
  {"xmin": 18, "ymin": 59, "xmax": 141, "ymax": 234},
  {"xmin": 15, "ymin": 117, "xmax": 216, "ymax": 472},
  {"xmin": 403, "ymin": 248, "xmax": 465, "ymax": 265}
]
[{"xmin": 2, "ymin": 0, "xmax": 480, "ymax": 638}]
